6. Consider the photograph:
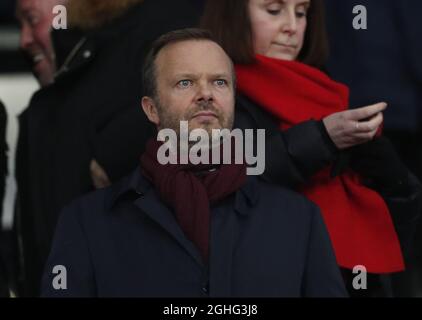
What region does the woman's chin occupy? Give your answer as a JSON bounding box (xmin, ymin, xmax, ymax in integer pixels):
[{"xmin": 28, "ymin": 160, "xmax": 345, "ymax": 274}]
[{"xmin": 265, "ymin": 51, "xmax": 297, "ymax": 62}]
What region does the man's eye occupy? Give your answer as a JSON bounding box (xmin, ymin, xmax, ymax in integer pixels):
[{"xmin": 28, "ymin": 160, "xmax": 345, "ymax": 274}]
[
  {"xmin": 177, "ymin": 80, "xmax": 192, "ymax": 88},
  {"xmin": 215, "ymin": 79, "xmax": 227, "ymax": 87},
  {"xmin": 27, "ymin": 14, "xmax": 39, "ymax": 26}
]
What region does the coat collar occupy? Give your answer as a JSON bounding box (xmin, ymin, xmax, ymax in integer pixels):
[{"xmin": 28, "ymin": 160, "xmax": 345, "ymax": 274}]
[
  {"xmin": 53, "ymin": 1, "xmax": 147, "ymax": 81},
  {"xmin": 108, "ymin": 168, "xmax": 260, "ymax": 216},
  {"xmin": 108, "ymin": 168, "xmax": 259, "ymax": 267}
]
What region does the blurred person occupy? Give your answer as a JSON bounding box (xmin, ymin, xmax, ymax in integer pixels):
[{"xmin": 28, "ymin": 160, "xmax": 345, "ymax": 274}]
[
  {"xmin": 0, "ymin": 101, "xmax": 7, "ymax": 238},
  {"xmin": 0, "ymin": 100, "xmax": 8, "ymax": 297},
  {"xmin": 12, "ymin": 0, "xmax": 68, "ymax": 298},
  {"xmin": 41, "ymin": 29, "xmax": 347, "ymax": 297},
  {"xmin": 324, "ymin": 0, "xmax": 422, "ymax": 297},
  {"xmin": 15, "ymin": 0, "xmax": 201, "ymax": 296},
  {"xmin": 16, "ymin": 0, "xmax": 67, "ymax": 87},
  {"xmin": 201, "ymin": 0, "xmax": 422, "ymax": 296}
]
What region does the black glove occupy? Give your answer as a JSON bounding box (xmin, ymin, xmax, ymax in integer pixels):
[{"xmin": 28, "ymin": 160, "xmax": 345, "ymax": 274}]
[{"xmin": 349, "ymin": 137, "xmax": 410, "ymax": 196}]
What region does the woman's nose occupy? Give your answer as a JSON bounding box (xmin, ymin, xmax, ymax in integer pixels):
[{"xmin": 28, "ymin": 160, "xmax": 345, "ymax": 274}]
[{"xmin": 281, "ymin": 11, "xmax": 298, "ymax": 35}]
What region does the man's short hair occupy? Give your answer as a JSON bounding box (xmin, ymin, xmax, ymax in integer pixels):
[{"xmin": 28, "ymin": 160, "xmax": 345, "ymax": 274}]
[{"xmin": 142, "ymin": 28, "xmax": 236, "ymax": 99}]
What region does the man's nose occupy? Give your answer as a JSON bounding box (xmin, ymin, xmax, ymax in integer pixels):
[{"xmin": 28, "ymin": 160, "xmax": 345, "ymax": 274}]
[
  {"xmin": 20, "ymin": 24, "xmax": 34, "ymax": 51},
  {"xmin": 196, "ymin": 82, "xmax": 214, "ymax": 103}
]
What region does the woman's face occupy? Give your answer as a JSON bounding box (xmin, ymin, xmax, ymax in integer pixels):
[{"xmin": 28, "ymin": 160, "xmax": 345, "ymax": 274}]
[{"xmin": 248, "ymin": 0, "xmax": 310, "ymax": 61}]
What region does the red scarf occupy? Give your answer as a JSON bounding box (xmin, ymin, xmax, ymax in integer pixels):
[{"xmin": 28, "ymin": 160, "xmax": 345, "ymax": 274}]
[
  {"xmin": 140, "ymin": 138, "xmax": 247, "ymax": 263},
  {"xmin": 235, "ymin": 54, "xmax": 404, "ymax": 273}
]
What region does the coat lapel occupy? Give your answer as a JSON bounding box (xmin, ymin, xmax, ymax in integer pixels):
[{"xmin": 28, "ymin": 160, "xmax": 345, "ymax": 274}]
[
  {"xmin": 109, "ymin": 169, "xmax": 204, "ymax": 268},
  {"xmin": 109, "ymin": 170, "xmax": 260, "ymax": 272},
  {"xmin": 134, "ymin": 185, "xmax": 205, "ymax": 269}
]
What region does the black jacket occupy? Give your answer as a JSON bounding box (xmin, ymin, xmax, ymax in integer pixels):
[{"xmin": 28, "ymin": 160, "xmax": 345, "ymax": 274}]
[
  {"xmin": 0, "ymin": 100, "xmax": 8, "ymax": 297},
  {"xmin": 15, "ymin": 0, "xmax": 201, "ymax": 296},
  {"xmin": 0, "ymin": 101, "xmax": 7, "ymax": 218},
  {"xmin": 41, "ymin": 169, "xmax": 347, "ymax": 297},
  {"xmin": 235, "ymin": 94, "xmax": 338, "ymax": 187},
  {"xmin": 234, "ymin": 94, "xmax": 422, "ymax": 260}
]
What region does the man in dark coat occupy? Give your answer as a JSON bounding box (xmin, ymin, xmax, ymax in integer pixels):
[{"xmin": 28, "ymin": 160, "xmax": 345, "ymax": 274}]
[
  {"xmin": 0, "ymin": 100, "xmax": 8, "ymax": 297},
  {"xmin": 15, "ymin": 0, "xmax": 202, "ymax": 296},
  {"xmin": 41, "ymin": 29, "xmax": 347, "ymax": 297}
]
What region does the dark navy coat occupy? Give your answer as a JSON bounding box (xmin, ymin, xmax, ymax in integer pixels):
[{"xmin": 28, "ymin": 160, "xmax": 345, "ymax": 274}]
[{"xmin": 41, "ymin": 169, "xmax": 347, "ymax": 297}]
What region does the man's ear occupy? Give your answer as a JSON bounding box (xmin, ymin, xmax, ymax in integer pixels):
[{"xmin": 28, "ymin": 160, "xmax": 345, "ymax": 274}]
[{"xmin": 141, "ymin": 96, "xmax": 160, "ymax": 126}]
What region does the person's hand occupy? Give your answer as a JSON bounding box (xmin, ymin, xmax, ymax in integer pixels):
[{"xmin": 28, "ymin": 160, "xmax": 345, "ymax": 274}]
[
  {"xmin": 322, "ymin": 102, "xmax": 387, "ymax": 150},
  {"xmin": 90, "ymin": 159, "xmax": 111, "ymax": 189}
]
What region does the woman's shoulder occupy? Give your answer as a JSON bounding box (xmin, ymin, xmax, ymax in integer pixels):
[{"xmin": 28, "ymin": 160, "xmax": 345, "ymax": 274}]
[{"xmin": 234, "ymin": 94, "xmax": 279, "ymax": 131}]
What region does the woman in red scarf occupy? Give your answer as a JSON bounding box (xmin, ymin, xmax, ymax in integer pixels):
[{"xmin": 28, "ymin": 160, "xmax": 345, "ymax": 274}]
[{"xmin": 201, "ymin": 0, "xmax": 422, "ymax": 295}]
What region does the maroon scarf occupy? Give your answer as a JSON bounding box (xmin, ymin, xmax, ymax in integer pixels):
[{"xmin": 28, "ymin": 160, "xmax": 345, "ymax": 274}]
[
  {"xmin": 140, "ymin": 138, "xmax": 247, "ymax": 262},
  {"xmin": 235, "ymin": 55, "xmax": 404, "ymax": 273}
]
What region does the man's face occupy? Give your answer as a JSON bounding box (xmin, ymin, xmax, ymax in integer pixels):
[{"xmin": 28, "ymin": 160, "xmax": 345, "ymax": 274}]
[
  {"xmin": 17, "ymin": 0, "xmax": 58, "ymax": 86},
  {"xmin": 150, "ymin": 40, "xmax": 235, "ymax": 136}
]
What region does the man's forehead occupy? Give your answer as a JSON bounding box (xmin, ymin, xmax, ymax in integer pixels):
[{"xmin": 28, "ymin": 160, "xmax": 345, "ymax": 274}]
[
  {"xmin": 156, "ymin": 40, "xmax": 232, "ymax": 75},
  {"xmin": 17, "ymin": 0, "xmax": 40, "ymax": 16},
  {"xmin": 17, "ymin": 0, "xmax": 37, "ymax": 11}
]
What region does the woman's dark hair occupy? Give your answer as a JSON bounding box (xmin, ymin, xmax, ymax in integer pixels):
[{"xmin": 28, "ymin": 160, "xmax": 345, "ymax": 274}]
[{"xmin": 200, "ymin": 0, "xmax": 329, "ymax": 69}]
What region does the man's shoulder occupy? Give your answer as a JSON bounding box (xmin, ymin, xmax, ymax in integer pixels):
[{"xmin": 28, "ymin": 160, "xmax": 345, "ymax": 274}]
[
  {"xmin": 59, "ymin": 171, "xmax": 136, "ymax": 224},
  {"xmin": 251, "ymin": 176, "xmax": 319, "ymax": 220},
  {"xmin": 254, "ymin": 176, "xmax": 313, "ymax": 204}
]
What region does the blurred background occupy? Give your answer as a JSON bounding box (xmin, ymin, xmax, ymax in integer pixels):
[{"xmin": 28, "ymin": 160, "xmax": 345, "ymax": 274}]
[{"xmin": 0, "ymin": 0, "xmax": 38, "ymax": 230}]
